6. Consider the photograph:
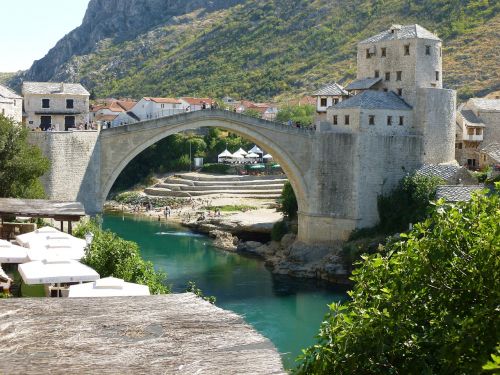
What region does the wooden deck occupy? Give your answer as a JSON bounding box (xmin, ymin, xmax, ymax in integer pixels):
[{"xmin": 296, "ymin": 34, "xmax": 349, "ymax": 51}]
[{"xmin": 0, "ymin": 293, "xmax": 285, "ymax": 374}]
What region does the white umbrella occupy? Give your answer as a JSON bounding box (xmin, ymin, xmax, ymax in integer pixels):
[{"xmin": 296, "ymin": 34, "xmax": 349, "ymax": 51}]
[
  {"xmin": 249, "ymin": 145, "xmax": 263, "ymax": 154},
  {"xmin": 18, "ymin": 259, "xmax": 99, "ymax": 285},
  {"xmin": 16, "ymin": 226, "xmax": 86, "ymax": 261},
  {"xmin": 0, "ymin": 240, "xmax": 29, "ymax": 263},
  {"xmin": 246, "ymin": 152, "xmax": 260, "ymax": 158},
  {"xmin": 68, "ymin": 277, "xmax": 150, "ymax": 298},
  {"xmin": 263, "ymin": 154, "xmax": 273, "ymax": 159},
  {"xmin": 230, "ymin": 153, "xmax": 245, "ymax": 159}
]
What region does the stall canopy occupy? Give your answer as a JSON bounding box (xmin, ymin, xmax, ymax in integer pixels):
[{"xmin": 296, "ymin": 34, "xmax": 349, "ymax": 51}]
[
  {"xmin": 217, "ymin": 149, "xmax": 233, "ymax": 163},
  {"xmin": 246, "ymin": 152, "xmax": 260, "ymax": 158},
  {"xmin": 263, "ymin": 154, "xmax": 273, "ymax": 159},
  {"xmin": 249, "ymin": 145, "xmax": 263, "ymax": 154},
  {"xmin": 233, "ymin": 148, "xmax": 248, "ymax": 156},
  {"xmin": 18, "ymin": 259, "xmax": 99, "ymax": 285},
  {"xmin": 16, "ymin": 227, "xmax": 86, "ymax": 261},
  {"xmin": 68, "ymin": 277, "xmax": 150, "ymax": 298},
  {"xmin": 0, "ymin": 240, "xmax": 29, "ymax": 264}
]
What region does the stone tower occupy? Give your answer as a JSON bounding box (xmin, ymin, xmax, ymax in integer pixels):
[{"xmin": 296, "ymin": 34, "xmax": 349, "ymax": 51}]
[{"xmin": 356, "ymin": 24, "xmax": 456, "ymax": 164}]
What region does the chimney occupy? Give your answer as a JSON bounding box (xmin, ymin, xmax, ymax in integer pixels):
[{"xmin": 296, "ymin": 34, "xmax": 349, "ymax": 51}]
[{"xmin": 390, "ymin": 24, "xmax": 402, "ymax": 34}]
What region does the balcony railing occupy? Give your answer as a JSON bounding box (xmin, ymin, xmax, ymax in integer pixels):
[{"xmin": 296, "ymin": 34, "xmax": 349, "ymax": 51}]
[{"xmin": 462, "ymin": 134, "xmax": 483, "ymax": 142}]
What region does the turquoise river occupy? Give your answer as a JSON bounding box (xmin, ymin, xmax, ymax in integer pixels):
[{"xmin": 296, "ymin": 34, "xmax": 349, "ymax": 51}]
[{"xmin": 103, "ymin": 213, "xmax": 348, "ymax": 370}]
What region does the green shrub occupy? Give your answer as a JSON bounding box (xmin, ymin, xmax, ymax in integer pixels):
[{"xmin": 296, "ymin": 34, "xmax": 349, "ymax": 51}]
[
  {"xmin": 185, "ymin": 281, "xmax": 216, "ymax": 304},
  {"xmin": 201, "ymin": 163, "xmax": 231, "ymax": 174},
  {"xmin": 271, "ymin": 220, "xmax": 288, "ymax": 241},
  {"xmin": 279, "ymin": 181, "xmax": 298, "ymax": 218},
  {"xmin": 378, "ymin": 173, "xmax": 444, "ymax": 233},
  {"xmin": 296, "ymin": 187, "xmax": 500, "ymax": 374},
  {"xmin": 74, "ymin": 218, "xmax": 170, "ymax": 294}
]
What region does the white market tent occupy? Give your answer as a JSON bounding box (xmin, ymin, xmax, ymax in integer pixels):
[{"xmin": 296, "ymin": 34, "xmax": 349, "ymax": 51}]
[
  {"xmin": 263, "ymin": 154, "xmax": 273, "ymax": 159},
  {"xmin": 16, "ymin": 226, "xmax": 86, "ymax": 261},
  {"xmin": 246, "ymin": 152, "xmax": 260, "ymax": 158},
  {"xmin": 234, "ymin": 148, "xmax": 248, "ymax": 156},
  {"xmin": 217, "ymin": 149, "xmax": 233, "ymax": 163},
  {"xmin": 68, "ymin": 277, "xmax": 150, "ymax": 298},
  {"xmin": 18, "ymin": 259, "xmax": 99, "ymax": 285},
  {"xmin": 0, "ymin": 240, "xmax": 29, "ymax": 264},
  {"xmin": 249, "ymin": 145, "xmax": 263, "ymax": 154}
]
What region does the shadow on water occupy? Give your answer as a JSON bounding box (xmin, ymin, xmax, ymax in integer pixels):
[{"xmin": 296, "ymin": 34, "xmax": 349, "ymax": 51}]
[{"xmin": 102, "ymin": 212, "xmax": 349, "ymax": 370}]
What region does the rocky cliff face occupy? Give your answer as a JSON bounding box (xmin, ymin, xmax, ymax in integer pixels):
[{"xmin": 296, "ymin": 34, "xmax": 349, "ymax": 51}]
[{"xmin": 22, "ymin": 0, "xmax": 244, "ymax": 82}]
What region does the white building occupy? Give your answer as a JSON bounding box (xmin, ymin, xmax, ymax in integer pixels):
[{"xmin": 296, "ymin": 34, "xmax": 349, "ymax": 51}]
[
  {"xmin": 0, "ymin": 84, "xmax": 22, "ymax": 123},
  {"xmin": 313, "ymin": 82, "xmax": 348, "ymax": 123},
  {"xmin": 131, "ymin": 97, "xmax": 185, "ymax": 121},
  {"xmin": 180, "ymin": 97, "xmax": 214, "ymax": 111},
  {"xmin": 22, "ymin": 82, "xmax": 90, "ymax": 131}
]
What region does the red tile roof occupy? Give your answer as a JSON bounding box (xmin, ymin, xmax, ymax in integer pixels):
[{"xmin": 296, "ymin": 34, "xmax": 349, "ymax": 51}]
[
  {"xmin": 180, "ymin": 97, "xmax": 214, "ymax": 106},
  {"xmin": 145, "ymin": 97, "xmax": 182, "ymax": 104}
]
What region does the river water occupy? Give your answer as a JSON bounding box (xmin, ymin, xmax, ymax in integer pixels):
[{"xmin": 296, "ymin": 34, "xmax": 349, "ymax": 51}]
[{"xmin": 103, "ymin": 213, "xmax": 348, "ymax": 370}]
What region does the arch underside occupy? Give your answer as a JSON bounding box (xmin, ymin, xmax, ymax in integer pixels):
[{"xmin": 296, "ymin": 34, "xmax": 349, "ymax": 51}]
[{"xmin": 99, "ymin": 116, "xmax": 310, "ymax": 213}]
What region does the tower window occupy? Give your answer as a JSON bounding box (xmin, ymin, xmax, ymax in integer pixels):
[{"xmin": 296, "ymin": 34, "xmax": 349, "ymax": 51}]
[
  {"xmin": 399, "ymin": 116, "xmax": 404, "ymax": 125},
  {"xmin": 374, "ymin": 70, "xmax": 379, "ymax": 78},
  {"xmin": 435, "ymin": 71, "xmax": 440, "ymax": 81},
  {"xmin": 425, "ymin": 45, "xmax": 431, "ymax": 55},
  {"xmin": 385, "ymin": 72, "xmax": 390, "ymax": 81},
  {"xmin": 42, "ymin": 99, "xmax": 50, "ymax": 108},
  {"xmin": 397, "ymin": 88, "xmax": 403, "ymax": 96},
  {"xmin": 366, "ymin": 49, "xmax": 371, "ymax": 58},
  {"xmin": 387, "ymin": 116, "xmax": 393, "ymax": 126},
  {"xmin": 333, "ymin": 115, "xmax": 338, "ymax": 125},
  {"xmin": 381, "ymin": 47, "xmax": 386, "ymax": 57},
  {"xmin": 345, "ymin": 115, "xmax": 350, "ymax": 125},
  {"xmin": 404, "ymin": 44, "xmax": 410, "ymax": 55},
  {"xmin": 320, "ymin": 98, "xmax": 327, "ymax": 107},
  {"xmin": 66, "ymin": 99, "xmax": 74, "ymax": 109},
  {"xmin": 369, "ymin": 115, "xmax": 375, "ymax": 125},
  {"xmin": 396, "ymin": 71, "xmax": 402, "ymax": 81}
]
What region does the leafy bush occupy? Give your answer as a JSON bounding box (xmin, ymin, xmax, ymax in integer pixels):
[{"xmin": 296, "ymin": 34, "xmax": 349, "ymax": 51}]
[
  {"xmin": 276, "ymin": 104, "xmax": 315, "ymax": 127},
  {"xmin": 378, "ymin": 173, "xmax": 444, "ymax": 233},
  {"xmin": 185, "ymin": 281, "xmax": 216, "ymax": 304},
  {"xmin": 201, "ymin": 163, "xmax": 231, "ymax": 174},
  {"xmin": 271, "ymin": 220, "xmax": 288, "ymax": 242},
  {"xmin": 74, "ymin": 219, "xmax": 170, "ymax": 294},
  {"xmin": 279, "ymin": 181, "xmax": 298, "ymax": 218},
  {"xmin": 296, "ymin": 187, "xmax": 500, "ymax": 374},
  {"xmin": 0, "ymin": 114, "xmax": 50, "ymax": 198}
]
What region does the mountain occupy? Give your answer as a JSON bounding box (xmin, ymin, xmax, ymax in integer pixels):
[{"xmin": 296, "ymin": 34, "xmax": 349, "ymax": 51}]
[{"xmin": 11, "ymin": 0, "xmax": 500, "ymax": 101}]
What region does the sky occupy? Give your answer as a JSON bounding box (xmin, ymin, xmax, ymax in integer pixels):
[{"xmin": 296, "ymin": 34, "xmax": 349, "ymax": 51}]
[{"xmin": 0, "ymin": 0, "xmax": 90, "ymax": 72}]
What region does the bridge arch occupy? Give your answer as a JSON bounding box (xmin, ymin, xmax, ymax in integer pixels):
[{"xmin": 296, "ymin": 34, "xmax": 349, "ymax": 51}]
[{"xmin": 99, "ymin": 110, "xmax": 312, "ymax": 216}]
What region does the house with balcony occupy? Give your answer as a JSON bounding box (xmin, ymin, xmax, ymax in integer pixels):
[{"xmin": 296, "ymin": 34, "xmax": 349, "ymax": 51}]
[
  {"xmin": 0, "ymin": 84, "xmax": 22, "ymax": 123},
  {"xmin": 22, "ymin": 82, "xmax": 90, "ymax": 131},
  {"xmin": 455, "ymin": 97, "xmax": 500, "ymax": 169},
  {"xmin": 131, "ymin": 97, "xmax": 185, "ymax": 121},
  {"xmin": 313, "ymin": 82, "xmax": 348, "ymax": 124}
]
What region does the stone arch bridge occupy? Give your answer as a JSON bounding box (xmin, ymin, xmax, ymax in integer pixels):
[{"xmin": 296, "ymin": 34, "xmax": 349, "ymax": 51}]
[{"xmin": 30, "ymin": 109, "xmax": 427, "ymax": 244}]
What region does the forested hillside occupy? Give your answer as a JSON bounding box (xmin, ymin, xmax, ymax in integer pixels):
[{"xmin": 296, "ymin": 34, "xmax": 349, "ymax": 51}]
[{"xmin": 12, "ymin": 0, "xmax": 500, "ymax": 101}]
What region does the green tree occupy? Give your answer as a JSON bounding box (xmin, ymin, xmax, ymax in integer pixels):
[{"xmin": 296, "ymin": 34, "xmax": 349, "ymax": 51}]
[
  {"xmin": 276, "ymin": 105, "xmax": 315, "ymax": 127},
  {"xmin": 378, "ymin": 173, "xmax": 444, "ymax": 233},
  {"xmin": 297, "ymin": 187, "xmax": 500, "ymax": 374},
  {"xmin": 74, "ymin": 219, "xmax": 170, "ymax": 294},
  {"xmin": 0, "ymin": 115, "xmax": 50, "ymax": 198},
  {"xmin": 279, "ymin": 181, "xmax": 298, "ymax": 218},
  {"xmin": 243, "ymin": 108, "xmax": 262, "ymax": 119}
]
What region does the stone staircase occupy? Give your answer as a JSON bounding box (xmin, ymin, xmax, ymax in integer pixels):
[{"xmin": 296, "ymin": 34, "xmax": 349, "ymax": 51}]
[{"xmin": 145, "ymin": 173, "xmax": 287, "ymax": 199}]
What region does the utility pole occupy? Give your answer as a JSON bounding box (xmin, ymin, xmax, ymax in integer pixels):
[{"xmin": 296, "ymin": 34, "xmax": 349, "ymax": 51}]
[{"xmin": 189, "ymin": 140, "xmax": 192, "ymax": 172}]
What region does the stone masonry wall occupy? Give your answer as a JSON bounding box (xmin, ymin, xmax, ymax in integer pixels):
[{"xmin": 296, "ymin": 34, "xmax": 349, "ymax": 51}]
[
  {"xmin": 28, "ymin": 131, "xmax": 101, "ymax": 213},
  {"xmin": 415, "ymin": 87, "xmax": 456, "ymax": 164}
]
